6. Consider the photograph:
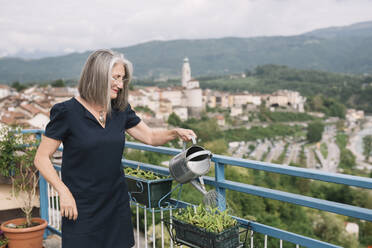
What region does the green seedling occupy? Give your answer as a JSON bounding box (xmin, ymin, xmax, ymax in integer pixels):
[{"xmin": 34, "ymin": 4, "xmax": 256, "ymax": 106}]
[
  {"xmin": 173, "ymin": 204, "xmax": 237, "ymax": 233},
  {"xmin": 124, "ymin": 166, "xmax": 169, "ymax": 180}
]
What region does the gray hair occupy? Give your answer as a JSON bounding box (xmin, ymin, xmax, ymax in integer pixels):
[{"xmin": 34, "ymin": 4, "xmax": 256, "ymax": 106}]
[{"xmin": 78, "ymin": 49, "xmax": 133, "ymax": 115}]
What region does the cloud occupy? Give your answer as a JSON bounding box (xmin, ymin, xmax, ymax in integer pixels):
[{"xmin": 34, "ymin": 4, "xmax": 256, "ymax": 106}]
[{"xmin": 0, "ymin": 0, "xmax": 371, "ymax": 57}]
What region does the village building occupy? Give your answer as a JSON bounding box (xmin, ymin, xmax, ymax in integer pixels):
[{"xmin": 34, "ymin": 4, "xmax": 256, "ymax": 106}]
[
  {"xmin": 0, "ymin": 84, "xmax": 13, "ymax": 99},
  {"xmin": 215, "ymin": 115, "xmax": 225, "ymax": 126},
  {"xmin": 265, "ymin": 90, "xmax": 306, "ymax": 112},
  {"xmin": 346, "ymin": 109, "xmax": 364, "ymax": 129}
]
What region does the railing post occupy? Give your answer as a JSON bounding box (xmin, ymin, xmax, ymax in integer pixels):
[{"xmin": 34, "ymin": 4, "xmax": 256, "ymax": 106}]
[
  {"xmin": 39, "ymin": 175, "xmax": 50, "ymax": 238},
  {"xmin": 36, "ymin": 132, "xmax": 50, "ymax": 238},
  {"xmin": 215, "ymin": 161, "xmax": 226, "ymax": 210}
]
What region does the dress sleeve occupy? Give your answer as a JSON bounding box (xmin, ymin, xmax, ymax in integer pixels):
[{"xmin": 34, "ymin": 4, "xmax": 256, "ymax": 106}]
[
  {"xmin": 125, "ymin": 103, "xmax": 141, "ymax": 129},
  {"xmin": 44, "ymin": 102, "xmax": 70, "ymax": 141}
]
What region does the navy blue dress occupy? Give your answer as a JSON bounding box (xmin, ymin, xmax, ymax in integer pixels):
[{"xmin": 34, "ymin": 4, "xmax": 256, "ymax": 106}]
[{"xmin": 44, "ymin": 97, "xmax": 141, "ymax": 248}]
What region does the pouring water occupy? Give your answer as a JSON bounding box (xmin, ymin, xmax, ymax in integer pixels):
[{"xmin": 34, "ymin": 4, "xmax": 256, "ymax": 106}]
[{"xmin": 190, "ymin": 177, "xmax": 226, "ymax": 209}]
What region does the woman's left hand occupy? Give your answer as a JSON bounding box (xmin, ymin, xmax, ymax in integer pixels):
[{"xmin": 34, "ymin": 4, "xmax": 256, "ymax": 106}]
[{"xmin": 174, "ymin": 128, "xmax": 197, "ymax": 142}]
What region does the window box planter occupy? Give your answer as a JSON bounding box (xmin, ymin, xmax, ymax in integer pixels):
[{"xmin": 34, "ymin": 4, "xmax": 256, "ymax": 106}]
[
  {"xmin": 167, "ymin": 205, "xmax": 244, "ymax": 248},
  {"xmin": 171, "ymin": 218, "xmax": 241, "ymax": 248},
  {"xmin": 124, "ymin": 168, "xmax": 173, "ymax": 208}
]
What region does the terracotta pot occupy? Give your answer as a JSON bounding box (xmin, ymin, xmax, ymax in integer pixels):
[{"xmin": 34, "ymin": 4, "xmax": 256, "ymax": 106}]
[{"xmin": 1, "ymin": 218, "xmax": 47, "ymax": 248}]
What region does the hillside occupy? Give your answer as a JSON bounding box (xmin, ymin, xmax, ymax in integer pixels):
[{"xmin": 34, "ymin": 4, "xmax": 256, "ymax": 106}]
[{"xmin": 0, "ymin": 21, "xmax": 372, "ymax": 83}]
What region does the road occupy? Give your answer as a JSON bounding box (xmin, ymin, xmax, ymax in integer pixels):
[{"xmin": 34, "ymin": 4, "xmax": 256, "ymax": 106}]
[
  {"xmin": 315, "ymin": 125, "xmax": 340, "ymax": 173},
  {"xmin": 348, "ymin": 116, "xmax": 372, "ymax": 171},
  {"xmin": 251, "ymin": 141, "xmax": 270, "ymax": 161},
  {"xmin": 305, "ymin": 147, "xmax": 316, "ymax": 169},
  {"xmin": 265, "ymin": 141, "xmax": 284, "ymax": 163}
]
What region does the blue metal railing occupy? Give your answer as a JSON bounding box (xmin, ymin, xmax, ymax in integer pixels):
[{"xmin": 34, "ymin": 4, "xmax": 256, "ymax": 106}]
[{"xmin": 24, "ymin": 130, "xmax": 372, "ymax": 247}]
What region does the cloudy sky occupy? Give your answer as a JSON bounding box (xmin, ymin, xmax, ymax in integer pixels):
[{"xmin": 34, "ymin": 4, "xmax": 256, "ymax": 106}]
[{"xmin": 1, "ymin": 0, "xmax": 372, "ymax": 58}]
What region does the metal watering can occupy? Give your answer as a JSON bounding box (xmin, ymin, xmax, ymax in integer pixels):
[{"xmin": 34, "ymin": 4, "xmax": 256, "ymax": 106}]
[{"xmin": 169, "ymin": 137, "xmax": 212, "ymax": 194}]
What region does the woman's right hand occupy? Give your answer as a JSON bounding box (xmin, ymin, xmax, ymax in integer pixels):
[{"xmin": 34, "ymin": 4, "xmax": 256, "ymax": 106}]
[{"xmin": 59, "ymin": 188, "xmax": 78, "ymax": 221}]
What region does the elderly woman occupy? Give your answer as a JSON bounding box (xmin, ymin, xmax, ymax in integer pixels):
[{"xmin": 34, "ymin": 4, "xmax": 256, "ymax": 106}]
[{"xmin": 34, "ymin": 49, "xmax": 196, "ymax": 248}]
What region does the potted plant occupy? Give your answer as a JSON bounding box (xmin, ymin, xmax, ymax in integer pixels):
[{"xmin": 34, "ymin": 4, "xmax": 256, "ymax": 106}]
[
  {"xmin": 124, "ymin": 166, "xmax": 173, "ymax": 208},
  {"xmin": 0, "ymin": 126, "xmax": 47, "ymax": 248},
  {"xmin": 169, "ymin": 204, "xmax": 242, "ymax": 248},
  {"xmin": 0, "ymin": 230, "xmax": 8, "ymax": 248}
]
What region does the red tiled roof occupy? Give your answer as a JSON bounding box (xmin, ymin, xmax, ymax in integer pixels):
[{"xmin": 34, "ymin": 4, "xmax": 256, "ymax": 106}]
[
  {"xmin": 129, "ymin": 90, "xmax": 145, "ymax": 96},
  {"xmin": 20, "ymin": 103, "xmax": 44, "ymax": 115},
  {"xmin": 0, "ymin": 84, "xmax": 11, "ymax": 89},
  {"xmin": 0, "ymin": 111, "xmax": 27, "ymax": 126}
]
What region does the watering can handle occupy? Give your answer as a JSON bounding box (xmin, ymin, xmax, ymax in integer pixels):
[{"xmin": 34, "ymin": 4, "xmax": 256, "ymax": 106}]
[
  {"xmin": 186, "ymin": 150, "xmax": 212, "ymax": 162},
  {"xmin": 182, "ymin": 136, "xmax": 197, "ymax": 150}
]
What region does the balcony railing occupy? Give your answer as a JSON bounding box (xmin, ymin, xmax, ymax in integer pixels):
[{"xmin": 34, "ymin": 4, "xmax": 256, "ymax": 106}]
[{"xmin": 22, "ymin": 130, "xmax": 372, "ymax": 247}]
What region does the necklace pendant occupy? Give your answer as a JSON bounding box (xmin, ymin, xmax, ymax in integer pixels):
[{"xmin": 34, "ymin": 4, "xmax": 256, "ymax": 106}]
[{"xmin": 98, "ymin": 111, "xmax": 105, "ymax": 124}]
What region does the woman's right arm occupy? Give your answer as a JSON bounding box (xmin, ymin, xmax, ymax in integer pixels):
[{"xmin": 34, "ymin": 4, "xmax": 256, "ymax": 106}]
[{"xmin": 34, "ymin": 135, "xmax": 78, "ymax": 221}]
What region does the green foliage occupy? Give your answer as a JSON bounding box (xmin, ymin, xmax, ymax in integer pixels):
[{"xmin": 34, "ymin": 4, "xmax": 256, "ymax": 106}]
[
  {"xmin": 11, "ymin": 81, "xmax": 28, "ymax": 92},
  {"xmin": 181, "ymin": 118, "xmax": 222, "ymax": 143},
  {"xmin": 225, "ymin": 124, "xmax": 302, "ymax": 142},
  {"xmin": 335, "ymin": 120, "xmax": 345, "ymax": 132},
  {"xmin": 51, "ymin": 79, "xmax": 65, "ymax": 87},
  {"xmin": 203, "ymin": 139, "xmax": 228, "ymax": 155},
  {"xmin": 0, "ymin": 126, "xmax": 40, "ymax": 227},
  {"xmin": 206, "ymin": 105, "xmax": 229, "ymax": 114},
  {"xmin": 248, "ymin": 144, "xmax": 255, "ymax": 152},
  {"xmin": 173, "ymin": 204, "xmax": 237, "ymax": 233},
  {"xmin": 359, "ymin": 221, "xmax": 372, "ymax": 245},
  {"xmin": 362, "ymin": 135, "xmax": 372, "ymax": 161},
  {"xmin": 134, "ymin": 106, "xmax": 155, "ymax": 116},
  {"xmin": 167, "ymin": 112, "xmax": 182, "ymax": 127},
  {"xmin": 312, "ymin": 212, "xmax": 359, "ymax": 248},
  {"xmin": 124, "ymin": 166, "xmax": 168, "ymax": 180},
  {"xmin": 335, "ymin": 132, "xmax": 348, "ymax": 149},
  {"xmin": 0, "ymin": 126, "xmax": 22, "ymax": 177},
  {"xmin": 339, "ymin": 149, "xmax": 356, "ymax": 169},
  {"xmin": 334, "ymin": 132, "xmax": 356, "ymax": 169},
  {"xmin": 0, "ymin": 235, "xmax": 7, "ymax": 246},
  {"xmin": 320, "ymin": 143, "xmax": 328, "ymax": 159},
  {"xmin": 259, "ymin": 110, "xmax": 316, "ymax": 123},
  {"xmin": 307, "ymin": 95, "xmax": 346, "ymax": 118},
  {"xmin": 306, "ymin": 121, "xmax": 324, "ymax": 143},
  {"xmin": 299, "ymin": 145, "xmax": 306, "ymax": 166}
]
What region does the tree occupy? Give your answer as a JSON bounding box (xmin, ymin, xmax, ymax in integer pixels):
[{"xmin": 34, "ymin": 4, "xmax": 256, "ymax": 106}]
[
  {"xmin": 339, "ymin": 149, "xmax": 356, "ymax": 169},
  {"xmin": 363, "ymin": 135, "xmax": 372, "ymax": 162},
  {"xmin": 313, "ymin": 212, "xmax": 359, "ymax": 247},
  {"xmin": 51, "ymin": 79, "xmax": 65, "ymax": 87},
  {"xmin": 306, "ymin": 121, "xmax": 324, "ymax": 143},
  {"xmin": 167, "ymin": 112, "xmax": 182, "ymax": 127},
  {"xmin": 11, "ymin": 81, "xmax": 27, "ymax": 92},
  {"xmin": 335, "ymin": 120, "xmax": 345, "ymax": 132}
]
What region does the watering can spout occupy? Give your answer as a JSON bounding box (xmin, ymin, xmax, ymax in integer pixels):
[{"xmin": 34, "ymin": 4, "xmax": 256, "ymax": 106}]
[{"xmin": 190, "ymin": 178, "xmax": 208, "ymax": 195}]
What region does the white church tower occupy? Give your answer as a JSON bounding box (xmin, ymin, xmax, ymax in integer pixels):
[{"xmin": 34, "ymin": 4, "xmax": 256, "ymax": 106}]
[
  {"xmin": 182, "ymin": 58, "xmax": 191, "ymax": 88},
  {"xmin": 180, "ymin": 57, "xmax": 203, "ymax": 117}
]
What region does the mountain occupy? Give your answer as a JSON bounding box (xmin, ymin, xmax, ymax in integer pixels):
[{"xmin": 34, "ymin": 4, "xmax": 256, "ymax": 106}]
[
  {"xmin": 1, "ymin": 21, "xmax": 372, "ymax": 84},
  {"xmin": 304, "ymin": 20, "xmax": 372, "ymax": 39},
  {"xmin": 6, "ymin": 49, "xmax": 71, "ymax": 60}
]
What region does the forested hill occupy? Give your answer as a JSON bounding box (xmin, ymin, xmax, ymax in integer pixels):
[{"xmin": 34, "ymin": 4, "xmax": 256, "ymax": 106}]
[{"xmin": 0, "ymin": 20, "xmax": 372, "ymax": 83}]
